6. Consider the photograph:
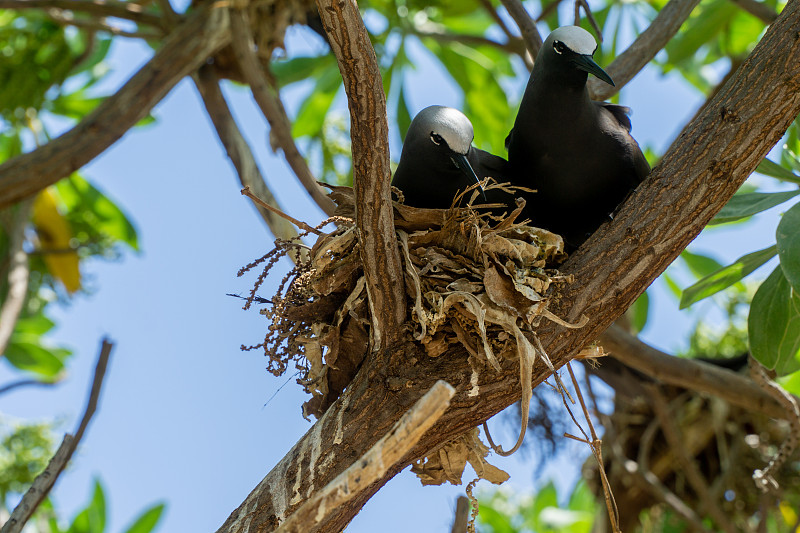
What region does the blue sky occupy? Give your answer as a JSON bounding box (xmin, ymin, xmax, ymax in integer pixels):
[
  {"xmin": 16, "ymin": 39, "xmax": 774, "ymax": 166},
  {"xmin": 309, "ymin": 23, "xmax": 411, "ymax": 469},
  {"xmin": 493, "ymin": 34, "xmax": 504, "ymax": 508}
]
[{"xmin": 0, "ymin": 10, "xmax": 788, "ymax": 533}]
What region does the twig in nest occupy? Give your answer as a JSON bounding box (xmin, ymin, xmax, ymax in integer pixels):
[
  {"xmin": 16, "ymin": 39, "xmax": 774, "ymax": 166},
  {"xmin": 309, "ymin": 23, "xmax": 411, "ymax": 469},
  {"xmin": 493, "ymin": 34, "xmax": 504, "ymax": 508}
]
[
  {"xmin": 1, "ymin": 338, "xmax": 113, "ymax": 533},
  {"xmin": 241, "ymin": 186, "xmax": 324, "ymax": 236},
  {"xmin": 564, "ymin": 363, "xmax": 620, "ymax": 533}
]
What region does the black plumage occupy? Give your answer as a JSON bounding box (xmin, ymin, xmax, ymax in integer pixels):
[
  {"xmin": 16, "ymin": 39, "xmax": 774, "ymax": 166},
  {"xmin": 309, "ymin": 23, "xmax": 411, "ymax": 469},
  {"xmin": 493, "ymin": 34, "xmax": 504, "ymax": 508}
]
[
  {"xmin": 506, "ymin": 26, "xmax": 650, "ymax": 250},
  {"xmin": 392, "ymin": 105, "xmax": 509, "ymax": 209}
]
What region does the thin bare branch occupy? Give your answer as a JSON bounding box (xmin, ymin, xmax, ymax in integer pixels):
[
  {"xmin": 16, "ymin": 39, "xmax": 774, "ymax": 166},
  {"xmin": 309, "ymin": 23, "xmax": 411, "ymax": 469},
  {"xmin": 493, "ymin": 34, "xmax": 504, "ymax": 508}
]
[
  {"xmin": 478, "ymin": 0, "xmax": 514, "ymax": 39},
  {"xmin": 45, "ymin": 9, "xmax": 162, "ymax": 39},
  {"xmin": 240, "ymin": 187, "xmax": 323, "ymax": 236},
  {"xmin": 411, "ymin": 27, "xmax": 526, "ymax": 57},
  {"xmin": 0, "ymin": 379, "xmax": 59, "ymax": 397},
  {"xmin": 316, "ymin": 0, "xmax": 406, "ymax": 348},
  {"xmin": 227, "ymin": 8, "xmax": 335, "ymax": 217},
  {"xmin": 0, "ymin": 3, "xmax": 231, "ymax": 208},
  {"xmin": 648, "ymin": 384, "xmax": 739, "ymax": 533},
  {"xmin": 1, "ymin": 338, "xmax": 113, "ymax": 533},
  {"xmin": 274, "ymin": 381, "xmax": 455, "ymax": 533},
  {"xmin": 499, "ymin": 0, "xmax": 542, "ymax": 60},
  {"xmin": 588, "ymin": 0, "xmax": 702, "ymax": 100},
  {"xmin": 192, "ymin": 64, "xmax": 300, "ymax": 243},
  {"xmin": 731, "ymin": 0, "xmax": 778, "ymax": 23},
  {"xmin": 599, "ymin": 325, "xmax": 792, "ymax": 419},
  {"xmin": 0, "ymin": 0, "xmax": 165, "ymax": 29}
]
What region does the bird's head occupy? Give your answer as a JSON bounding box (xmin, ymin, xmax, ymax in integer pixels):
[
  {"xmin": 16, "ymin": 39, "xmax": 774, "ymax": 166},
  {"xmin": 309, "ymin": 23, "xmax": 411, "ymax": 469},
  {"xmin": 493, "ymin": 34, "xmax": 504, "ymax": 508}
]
[
  {"xmin": 540, "ymin": 26, "xmax": 614, "ymax": 87},
  {"xmin": 405, "ymin": 105, "xmax": 486, "ymax": 200}
]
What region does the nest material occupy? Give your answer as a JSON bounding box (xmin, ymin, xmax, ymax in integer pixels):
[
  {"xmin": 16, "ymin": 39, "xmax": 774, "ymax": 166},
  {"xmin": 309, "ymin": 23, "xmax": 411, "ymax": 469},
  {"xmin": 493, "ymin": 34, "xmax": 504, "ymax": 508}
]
[
  {"xmin": 207, "ymin": 0, "xmax": 318, "ymax": 82},
  {"xmin": 243, "ymin": 185, "xmax": 585, "ymax": 427}
]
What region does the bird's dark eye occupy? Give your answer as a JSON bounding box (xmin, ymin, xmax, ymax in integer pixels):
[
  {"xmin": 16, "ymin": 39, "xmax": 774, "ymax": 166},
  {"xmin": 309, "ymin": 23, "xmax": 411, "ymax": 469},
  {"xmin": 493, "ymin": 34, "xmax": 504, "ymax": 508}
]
[
  {"xmin": 553, "ymin": 41, "xmax": 567, "ymax": 54},
  {"xmin": 430, "ymin": 133, "xmax": 444, "ymax": 146}
]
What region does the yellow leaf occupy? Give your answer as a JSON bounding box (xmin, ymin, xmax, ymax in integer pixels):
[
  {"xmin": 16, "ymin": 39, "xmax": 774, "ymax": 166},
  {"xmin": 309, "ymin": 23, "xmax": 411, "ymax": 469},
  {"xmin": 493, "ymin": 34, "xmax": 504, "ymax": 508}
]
[{"xmin": 32, "ymin": 187, "xmax": 80, "ymax": 293}]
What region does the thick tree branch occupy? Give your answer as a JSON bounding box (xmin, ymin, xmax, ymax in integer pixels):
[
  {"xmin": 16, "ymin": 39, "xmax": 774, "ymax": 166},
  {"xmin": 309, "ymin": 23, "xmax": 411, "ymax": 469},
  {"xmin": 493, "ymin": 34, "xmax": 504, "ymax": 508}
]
[
  {"xmin": 598, "ymin": 325, "xmax": 791, "ymax": 419},
  {"xmin": 1, "ymin": 339, "xmax": 113, "ymax": 533},
  {"xmin": 499, "ymin": 0, "xmax": 542, "ymax": 60},
  {"xmin": 0, "ymin": 0, "xmax": 167, "ymax": 29},
  {"xmin": 227, "ymin": 8, "xmax": 336, "ymax": 217},
  {"xmin": 274, "ymin": 381, "xmax": 455, "ymax": 533},
  {"xmin": 0, "ymin": 200, "xmax": 32, "ymax": 357},
  {"xmin": 588, "ymin": 0, "xmax": 701, "ymax": 100},
  {"xmin": 315, "ymin": 0, "xmax": 406, "ymax": 349},
  {"xmin": 216, "ymin": 2, "xmax": 800, "ymax": 532},
  {"xmin": 192, "ymin": 64, "xmax": 299, "ymax": 243},
  {"xmin": 0, "ymin": 2, "xmax": 231, "ymax": 208}
]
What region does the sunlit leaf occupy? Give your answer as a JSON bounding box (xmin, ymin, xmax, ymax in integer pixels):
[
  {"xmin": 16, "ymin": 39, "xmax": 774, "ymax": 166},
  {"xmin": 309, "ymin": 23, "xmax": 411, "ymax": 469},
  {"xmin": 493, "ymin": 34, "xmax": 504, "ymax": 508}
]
[
  {"xmin": 123, "ymin": 502, "xmax": 166, "ymax": 533},
  {"xmin": 748, "ymin": 265, "xmax": 800, "ymax": 375},
  {"xmin": 291, "ymin": 64, "xmax": 342, "ymax": 138},
  {"xmin": 3, "ymin": 340, "xmax": 69, "ymax": 378},
  {"xmin": 68, "ymin": 479, "xmax": 106, "ymax": 533},
  {"xmin": 627, "ymin": 290, "xmax": 649, "ymax": 334},
  {"xmin": 680, "ymin": 245, "xmax": 777, "ymax": 309},
  {"xmin": 756, "ymin": 158, "xmax": 800, "ymax": 184},
  {"xmin": 55, "ymin": 174, "xmax": 139, "ymax": 252},
  {"xmin": 681, "ymin": 249, "xmax": 724, "ymax": 278},
  {"xmin": 777, "ymin": 201, "xmax": 800, "ymax": 293},
  {"xmin": 709, "ymin": 190, "xmax": 800, "ymax": 225}
]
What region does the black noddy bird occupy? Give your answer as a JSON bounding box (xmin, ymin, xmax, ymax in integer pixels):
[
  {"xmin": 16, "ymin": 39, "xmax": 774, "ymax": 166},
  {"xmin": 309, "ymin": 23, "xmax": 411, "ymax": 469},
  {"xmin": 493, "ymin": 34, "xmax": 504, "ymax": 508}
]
[
  {"xmin": 392, "ymin": 105, "xmax": 509, "ymax": 209},
  {"xmin": 506, "ymin": 25, "xmax": 650, "ymax": 250}
]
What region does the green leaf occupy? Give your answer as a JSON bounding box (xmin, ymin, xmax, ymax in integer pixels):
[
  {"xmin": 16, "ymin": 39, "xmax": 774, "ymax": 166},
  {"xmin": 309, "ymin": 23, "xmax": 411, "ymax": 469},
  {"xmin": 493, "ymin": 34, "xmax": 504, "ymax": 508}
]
[
  {"xmin": 567, "ymin": 480, "xmax": 598, "ymax": 513},
  {"xmin": 291, "ymin": 64, "xmax": 342, "ymax": 138},
  {"xmin": 475, "ymin": 504, "xmax": 516, "ymax": 533},
  {"xmin": 665, "ymin": 0, "xmax": 737, "ymax": 66},
  {"xmin": 270, "ymin": 54, "xmax": 336, "ymax": 87},
  {"xmin": 55, "ymin": 174, "xmax": 139, "ymax": 251},
  {"xmin": 748, "ymin": 266, "xmax": 800, "ymax": 375},
  {"xmin": 662, "ymin": 272, "xmax": 683, "ymax": 299},
  {"xmin": 524, "ymin": 481, "xmax": 558, "ymax": 532},
  {"xmin": 627, "ymin": 290, "xmax": 649, "ymax": 334},
  {"xmin": 123, "ymin": 502, "xmax": 166, "ymax": 533},
  {"xmin": 681, "ymin": 249, "xmax": 724, "ymax": 278},
  {"xmin": 710, "ymin": 190, "xmax": 800, "ymax": 225},
  {"xmin": 756, "ymin": 158, "xmax": 800, "ymax": 184},
  {"xmin": 680, "ymin": 245, "xmax": 777, "ymax": 309},
  {"xmin": 780, "ymin": 369, "xmax": 800, "ymax": 397},
  {"xmin": 3, "ymin": 340, "xmax": 69, "ymax": 378},
  {"xmin": 777, "ymin": 201, "xmax": 800, "ymax": 293},
  {"xmin": 12, "ymin": 313, "xmax": 56, "ymax": 336},
  {"xmin": 68, "ymin": 479, "xmax": 106, "ymax": 533},
  {"xmin": 539, "ymin": 507, "xmax": 593, "ymax": 532},
  {"xmin": 396, "ymin": 81, "xmax": 412, "ymax": 143}
]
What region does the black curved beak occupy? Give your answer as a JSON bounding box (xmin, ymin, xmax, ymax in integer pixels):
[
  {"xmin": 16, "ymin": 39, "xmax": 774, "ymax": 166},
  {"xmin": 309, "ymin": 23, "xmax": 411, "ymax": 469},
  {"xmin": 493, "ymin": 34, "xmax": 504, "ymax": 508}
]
[
  {"xmin": 573, "ymin": 54, "xmax": 615, "ymax": 86},
  {"xmin": 451, "ymin": 152, "xmax": 487, "ymax": 201}
]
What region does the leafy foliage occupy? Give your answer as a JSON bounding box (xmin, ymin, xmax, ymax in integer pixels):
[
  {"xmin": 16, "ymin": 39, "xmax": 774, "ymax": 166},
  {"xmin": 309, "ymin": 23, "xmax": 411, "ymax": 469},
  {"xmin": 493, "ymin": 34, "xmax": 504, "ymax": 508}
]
[{"xmin": 477, "ymin": 481, "xmax": 597, "ymax": 533}]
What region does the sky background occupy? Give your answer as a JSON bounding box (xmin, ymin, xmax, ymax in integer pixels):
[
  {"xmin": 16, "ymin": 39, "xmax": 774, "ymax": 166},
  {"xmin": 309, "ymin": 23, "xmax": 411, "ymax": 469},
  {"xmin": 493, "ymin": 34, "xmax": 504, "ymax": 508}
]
[{"xmin": 0, "ymin": 5, "xmax": 787, "ymax": 533}]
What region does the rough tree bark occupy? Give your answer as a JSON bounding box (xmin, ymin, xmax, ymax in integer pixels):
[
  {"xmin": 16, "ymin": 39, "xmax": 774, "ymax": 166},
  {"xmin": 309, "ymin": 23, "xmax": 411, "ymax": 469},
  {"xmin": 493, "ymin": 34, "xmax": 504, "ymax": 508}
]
[
  {"xmin": 315, "ymin": 0, "xmax": 406, "ymax": 349},
  {"xmin": 215, "ymin": 2, "xmax": 800, "ymax": 532}
]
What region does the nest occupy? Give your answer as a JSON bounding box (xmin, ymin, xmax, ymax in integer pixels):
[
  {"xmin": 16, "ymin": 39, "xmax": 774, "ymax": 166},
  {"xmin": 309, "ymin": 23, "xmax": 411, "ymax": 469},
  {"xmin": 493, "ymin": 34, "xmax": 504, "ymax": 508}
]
[
  {"xmin": 241, "ymin": 184, "xmax": 587, "ymax": 430},
  {"xmin": 207, "ymin": 0, "xmax": 318, "ymax": 83}
]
